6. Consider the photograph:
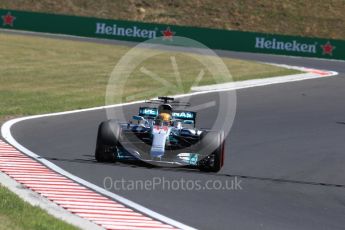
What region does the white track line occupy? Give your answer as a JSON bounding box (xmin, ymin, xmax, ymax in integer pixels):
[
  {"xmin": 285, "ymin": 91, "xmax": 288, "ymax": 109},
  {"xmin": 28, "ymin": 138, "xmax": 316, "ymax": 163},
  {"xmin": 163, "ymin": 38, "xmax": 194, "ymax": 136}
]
[{"xmin": 191, "ymin": 65, "xmax": 337, "ymax": 92}]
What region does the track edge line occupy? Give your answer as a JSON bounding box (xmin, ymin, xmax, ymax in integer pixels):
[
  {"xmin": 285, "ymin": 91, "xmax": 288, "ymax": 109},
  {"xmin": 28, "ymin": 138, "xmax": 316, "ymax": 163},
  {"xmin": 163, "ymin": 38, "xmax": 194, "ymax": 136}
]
[{"xmin": 1, "ymin": 118, "xmax": 197, "ymax": 230}]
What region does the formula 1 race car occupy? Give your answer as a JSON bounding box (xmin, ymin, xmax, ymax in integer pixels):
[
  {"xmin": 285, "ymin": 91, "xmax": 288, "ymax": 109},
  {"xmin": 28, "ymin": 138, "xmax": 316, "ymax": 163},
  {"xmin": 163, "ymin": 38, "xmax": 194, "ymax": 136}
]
[{"xmin": 95, "ymin": 97, "xmax": 225, "ymax": 172}]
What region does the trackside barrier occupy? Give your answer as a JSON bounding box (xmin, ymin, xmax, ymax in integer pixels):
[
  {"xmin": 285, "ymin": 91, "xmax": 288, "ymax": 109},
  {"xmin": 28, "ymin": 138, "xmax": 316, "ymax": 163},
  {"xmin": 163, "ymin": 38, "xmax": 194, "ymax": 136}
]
[{"xmin": 1, "ymin": 9, "xmax": 344, "ymax": 60}]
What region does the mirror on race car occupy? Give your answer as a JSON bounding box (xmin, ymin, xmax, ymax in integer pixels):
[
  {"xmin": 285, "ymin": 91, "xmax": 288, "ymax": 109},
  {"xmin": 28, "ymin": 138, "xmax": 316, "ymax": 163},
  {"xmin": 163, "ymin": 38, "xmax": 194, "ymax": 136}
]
[
  {"xmin": 132, "ymin": 115, "xmax": 144, "ymax": 121},
  {"xmin": 183, "ymin": 120, "xmax": 194, "ymax": 125}
]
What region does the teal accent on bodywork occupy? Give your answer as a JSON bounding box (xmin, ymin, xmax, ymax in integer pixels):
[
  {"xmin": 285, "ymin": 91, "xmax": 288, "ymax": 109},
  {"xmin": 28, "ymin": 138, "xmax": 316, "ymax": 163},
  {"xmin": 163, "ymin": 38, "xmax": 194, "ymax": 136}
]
[
  {"xmin": 189, "ymin": 154, "xmax": 199, "ymax": 165},
  {"xmin": 139, "ymin": 107, "xmax": 158, "ymax": 117}
]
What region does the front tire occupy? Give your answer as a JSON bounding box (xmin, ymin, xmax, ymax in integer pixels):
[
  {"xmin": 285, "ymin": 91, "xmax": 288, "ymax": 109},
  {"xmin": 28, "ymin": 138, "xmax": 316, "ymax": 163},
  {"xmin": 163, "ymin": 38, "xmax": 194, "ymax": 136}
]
[
  {"xmin": 95, "ymin": 120, "xmax": 121, "ymax": 162},
  {"xmin": 198, "ymin": 131, "xmax": 225, "ymax": 172}
]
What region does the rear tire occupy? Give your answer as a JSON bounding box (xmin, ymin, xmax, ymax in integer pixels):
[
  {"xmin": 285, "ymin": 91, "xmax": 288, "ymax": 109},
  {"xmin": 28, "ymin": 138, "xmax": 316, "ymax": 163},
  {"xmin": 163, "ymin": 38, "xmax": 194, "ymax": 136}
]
[
  {"xmin": 95, "ymin": 120, "xmax": 121, "ymax": 162},
  {"xmin": 198, "ymin": 131, "xmax": 225, "ymax": 172}
]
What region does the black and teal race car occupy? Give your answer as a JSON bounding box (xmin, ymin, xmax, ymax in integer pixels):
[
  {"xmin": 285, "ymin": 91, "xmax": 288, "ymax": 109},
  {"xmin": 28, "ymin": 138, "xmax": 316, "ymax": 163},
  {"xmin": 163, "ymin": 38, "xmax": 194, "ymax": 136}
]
[{"xmin": 95, "ymin": 97, "xmax": 225, "ymax": 172}]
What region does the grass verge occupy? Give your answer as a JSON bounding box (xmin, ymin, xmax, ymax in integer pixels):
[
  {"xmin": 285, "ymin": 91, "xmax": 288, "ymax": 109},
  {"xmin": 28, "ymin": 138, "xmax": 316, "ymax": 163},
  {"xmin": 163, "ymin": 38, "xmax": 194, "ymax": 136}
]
[
  {"xmin": 0, "ymin": 185, "xmax": 78, "ymax": 230},
  {"xmin": 0, "ymin": 32, "xmax": 300, "ymax": 121}
]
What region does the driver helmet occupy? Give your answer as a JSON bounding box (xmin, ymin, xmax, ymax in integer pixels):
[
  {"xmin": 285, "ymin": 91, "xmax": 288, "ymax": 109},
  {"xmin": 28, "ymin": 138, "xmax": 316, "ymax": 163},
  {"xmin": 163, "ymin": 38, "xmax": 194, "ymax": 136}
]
[{"xmin": 159, "ymin": 112, "xmax": 171, "ymax": 122}]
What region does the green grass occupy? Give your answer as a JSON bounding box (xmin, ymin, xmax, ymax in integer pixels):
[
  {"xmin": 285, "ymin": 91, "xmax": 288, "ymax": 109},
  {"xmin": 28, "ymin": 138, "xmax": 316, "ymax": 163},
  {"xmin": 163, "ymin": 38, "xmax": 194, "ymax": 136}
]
[
  {"xmin": 0, "ymin": 33, "xmax": 299, "ymax": 121},
  {"xmin": 0, "ymin": 185, "xmax": 78, "ymax": 230}
]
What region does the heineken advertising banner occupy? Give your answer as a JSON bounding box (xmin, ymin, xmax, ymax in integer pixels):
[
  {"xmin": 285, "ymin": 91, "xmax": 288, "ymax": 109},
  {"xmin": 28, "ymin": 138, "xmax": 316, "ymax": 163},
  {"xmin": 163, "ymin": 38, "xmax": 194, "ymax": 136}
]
[{"xmin": 1, "ymin": 9, "xmax": 343, "ymax": 60}]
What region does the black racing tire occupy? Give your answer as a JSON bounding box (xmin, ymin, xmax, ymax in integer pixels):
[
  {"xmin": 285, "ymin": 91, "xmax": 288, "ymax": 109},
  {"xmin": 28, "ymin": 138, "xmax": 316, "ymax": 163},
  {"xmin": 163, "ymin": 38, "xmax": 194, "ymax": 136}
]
[
  {"xmin": 95, "ymin": 120, "xmax": 121, "ymax": 162},
  {"xmin": 198, "ymin": 131, "xmax": 225, "ymax": 173}
]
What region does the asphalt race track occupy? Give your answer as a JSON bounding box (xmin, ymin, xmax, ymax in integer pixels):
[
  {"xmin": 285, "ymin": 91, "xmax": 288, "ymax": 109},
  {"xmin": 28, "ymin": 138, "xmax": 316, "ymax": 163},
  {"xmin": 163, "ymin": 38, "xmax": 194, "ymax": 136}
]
[{"xmin": 9, "ymin": 44, "xmax": 345, "ymax": 230}]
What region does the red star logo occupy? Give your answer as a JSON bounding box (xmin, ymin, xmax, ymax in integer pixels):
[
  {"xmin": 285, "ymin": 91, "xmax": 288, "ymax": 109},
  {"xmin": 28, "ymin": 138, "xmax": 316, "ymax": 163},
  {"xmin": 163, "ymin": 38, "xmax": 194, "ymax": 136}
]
[
  {"xmin": 2, "ymin": 12, "xmax": 16, "ymax": 26},
  {"xmin": 321, "ymin": 41, "xmax": 335, "ymax": 55},
  {"xmin": 161, "ymin": 27, "xmax": 175, "ymax": 40}
]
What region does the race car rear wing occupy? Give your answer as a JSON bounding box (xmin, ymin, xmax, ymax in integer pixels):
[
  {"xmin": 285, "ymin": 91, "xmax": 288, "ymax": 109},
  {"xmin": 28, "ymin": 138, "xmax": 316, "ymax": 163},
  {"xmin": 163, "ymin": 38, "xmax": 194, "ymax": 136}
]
[
  {"xmin": 139, "ymin": 107, "xmax": 196, "ymax": 121},
  {"xmin": 139, "ymin": 107, "xmax": 158, "ymax": 118},
  {"xmin": 172, "ymin": 111, "xmax": 196, "ymax": 121}
]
